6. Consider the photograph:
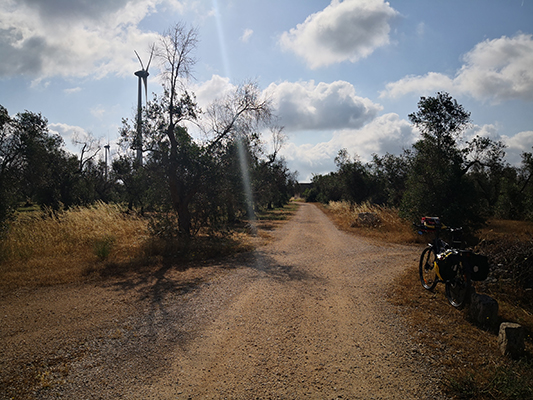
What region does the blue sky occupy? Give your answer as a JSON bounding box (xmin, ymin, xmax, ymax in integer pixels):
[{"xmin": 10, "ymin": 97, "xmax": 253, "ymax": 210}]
[{"xmin": 1, "ymin": 0, "xmax": 532, "ymax": 182}]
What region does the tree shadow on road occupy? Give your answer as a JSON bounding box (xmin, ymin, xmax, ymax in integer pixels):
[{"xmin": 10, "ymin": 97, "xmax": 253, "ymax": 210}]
[{"xmin": 235, "ymin": 250, "xmax": 320, "ymax": 284}]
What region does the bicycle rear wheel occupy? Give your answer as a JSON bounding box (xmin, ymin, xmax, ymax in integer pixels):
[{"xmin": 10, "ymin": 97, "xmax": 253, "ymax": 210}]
[
  {"xmin": 445, "ymin": 269, "xmax": 471, "ymax": 309},
  {"xmin": 419, "ymin": 246, "xmax": 438, "ymax": 290}
]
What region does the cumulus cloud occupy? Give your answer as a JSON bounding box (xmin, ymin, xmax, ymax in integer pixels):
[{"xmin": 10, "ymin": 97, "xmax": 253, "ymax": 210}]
[
  {"xmin": 380, "ymin": 72, "xmax": 455, "ymax": 99},
  {"xmin": 280, "ymin": 113, "xmax": 415, "ymax": 181},
  {"xmin": 455, "ymin": 34, "xmax": 533, "ymax": 102},
  {"xmin": 0, "ymin": 0, "xmax": 188, "ymax": 79},
  {"xmin": 48, "ymin": 122, "xmax": 92, "ymax": 147},
  {"xmin": 336, "ymin": 112, "xmax": 417, "ymax": 155},
  {"xmin": 265, "ymin": 80, "xmax": 382, "ymax": 132},
  {"xmin": 501, "ymin": 130, "xmax": 533, "ymax": 165},
  {"xmin": 191, "ymin": 74, "xmax": 236, "ymax": 109},
  {"xmin": 381, "ymin": 34, "xmax": 533, "ymax": 102},
  {"xmin": 461, "ymin": 123, "xmax": 533, "ymax": 166},
  {"xmin": 505, "ymin": 130, "xmax": 533, "ymax": 153},
  {"xmin": 279, "ymin": 0, "xmax": 398, "ymax": 69},
  {"xmin": 49, "ymin": 121, "xmax": 121, "ymax": 160}
]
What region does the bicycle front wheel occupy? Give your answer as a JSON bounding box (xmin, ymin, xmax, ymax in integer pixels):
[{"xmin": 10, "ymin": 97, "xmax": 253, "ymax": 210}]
[
  {"xmin": 445, "ymin": 270, "xmax": 471, "ymax": 309},
  {"xmin": 419, "ymin": 246, "xmax": 438, "ymax": 290}
]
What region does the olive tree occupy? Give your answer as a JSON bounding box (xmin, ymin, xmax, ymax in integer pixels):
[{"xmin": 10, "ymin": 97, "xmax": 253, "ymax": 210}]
[
  {"xmin": 120, "ymin": 23, "xmax": 275, "ymax": 236},
  {"xmin": 401, "ymin": 92, "xmax": 505, "ymax": 227}
]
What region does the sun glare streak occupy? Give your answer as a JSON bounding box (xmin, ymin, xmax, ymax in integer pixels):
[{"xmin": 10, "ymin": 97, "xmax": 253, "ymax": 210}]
[
  {"xmin": 212, "ymin": 0, "xmax": 231, "ymax": 78},
  {"xmin": 237, "ymin": 136, "xmax": 257, "ymax": 234},
  {"xmin": 212, "ymin": 0, "xmax": 256, "ymax": 232}
]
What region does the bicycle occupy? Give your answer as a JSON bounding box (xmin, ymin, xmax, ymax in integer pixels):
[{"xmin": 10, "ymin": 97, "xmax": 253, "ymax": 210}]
[
  {"xmin": 416, "ymin": 217, "xmax": 462, "ymax": 291},
  {"xmin": 416, "ymin": 217, "xmax": 489, "ymax": 309}
]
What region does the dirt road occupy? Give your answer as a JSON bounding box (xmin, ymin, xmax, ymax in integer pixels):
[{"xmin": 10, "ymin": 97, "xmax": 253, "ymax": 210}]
[{"xmin": 1, "ymin": 203, "xmax": 444, "ymax": 399}]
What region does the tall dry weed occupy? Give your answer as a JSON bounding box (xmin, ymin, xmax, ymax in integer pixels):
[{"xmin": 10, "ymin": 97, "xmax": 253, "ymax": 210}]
[
  {"xmin": 0, "ymin": 202, "xmax": 148, "ymax": 288},
  {"xmin": 325, "ymin": 201, "xmax": 420, "ymax": 243}
]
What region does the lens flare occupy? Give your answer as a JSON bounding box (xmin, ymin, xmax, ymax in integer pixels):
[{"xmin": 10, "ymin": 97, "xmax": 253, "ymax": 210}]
[{"xmin": 212, "ymin": 0, "xmax": 256, "ymax": 233}]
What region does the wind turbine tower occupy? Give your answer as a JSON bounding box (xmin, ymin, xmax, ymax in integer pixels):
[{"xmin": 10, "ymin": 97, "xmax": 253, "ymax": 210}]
[
  {"xmin": 134, "ymin": 48, "xmax": 153, "ymax": 167},
  {"xmin": 104, "ymin": 142, "xmax": 110, "ymax": 180}
]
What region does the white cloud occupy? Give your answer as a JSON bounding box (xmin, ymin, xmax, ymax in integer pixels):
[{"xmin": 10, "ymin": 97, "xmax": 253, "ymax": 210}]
[
  {"xmin": 505, "ymin": 130, "xmax": 533, "ymax": 153},
  {"xmin": 64, "ymin": 87, "xmax": 82, "ymax": 95},
  {"xmin": 463, "ymin": 124, "xmax": 533, "ymax": 166},
  {"xmin": 381, "ymin": 34, "xmax": 533, "ymax": 102},
  {"xmin": 192, "ymin": 74, "xmax": 236, "ymax": 109},
  {"xmin": 380, "ymin": 72, "xmax": 455, "ymax": 99},
  {"xmin": 48, "ymin": 122, "xmax": 91, "ymax": 147},
  {"xmin": 0, "ymin": 0, "xmax": 190, "ymax": 79},
  {"xmin": 416, "ymin": 22, "xmax": 425, "ymax": 37},
  {"xmin": 279, "ymin": 0, "xmax": 398, "ymax": 69},
  {"xmin": 241, "ymin": 28, "xmax": 253, "ymax": 43},
  {"xmin": 464, "ymin": 123, "xmax": 501, "ymax": 142},
  {"xmin": 501, "ymin": 130, "xmax": 533, "ymax": 165},
  {"xmin": 455, "ymin": 34, "xmax": 533, "ymax": 102},
  {"xmin": 327, "ymin": 113, "xmax": 416, "ymax": 161},
  {"xmin": 90, "ymin": 105, "xmax": 107, "ymax": 119},
  {"xmin": 281, "ymin": 113, "xmax": 415, "ymax": 181},
  {"xmin": 49, "ymin": 121, "xmax": 121, "ymax": 161},
  {"xmin": 265, "ymin": 80, "xmax": 382, "ymax": 132}
]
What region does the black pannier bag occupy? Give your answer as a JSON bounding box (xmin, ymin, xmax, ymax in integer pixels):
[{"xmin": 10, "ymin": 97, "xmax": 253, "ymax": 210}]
[
  {"xmin": 436, "ymin": 250, "xmax": 461, "ymax": 281},
  {"xmin": 464, "ymin": 252, "xmax": 490, "ymax": 281}
]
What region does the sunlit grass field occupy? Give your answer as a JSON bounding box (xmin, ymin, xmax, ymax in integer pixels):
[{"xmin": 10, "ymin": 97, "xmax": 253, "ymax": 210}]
[{"xmin": 0, "ymin": 202, "xmax": 149, "ymax": 289}]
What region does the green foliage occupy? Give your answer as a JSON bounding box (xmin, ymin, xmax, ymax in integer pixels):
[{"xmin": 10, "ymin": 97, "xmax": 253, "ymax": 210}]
[
  {"xmin": 304, "ymin": 92, "xmax": 533, "ymax": 229},
  {"xmin": 93, "ymin": 235, "xmax": 116, "ymax": 260},
  {"xmin": 400, "ymin": 92, "xmax": 472, "ymax": 226},
  {"xmin": 370, "ymin": 152, "xmax": 410, "ymax": 207},
  {"xmin": 303, "ymin": 150, "xmax": 408, "ymax": 206},
  {"xmin": 400, "ymin": 92, "xmax": 504, "ymax": 229}
]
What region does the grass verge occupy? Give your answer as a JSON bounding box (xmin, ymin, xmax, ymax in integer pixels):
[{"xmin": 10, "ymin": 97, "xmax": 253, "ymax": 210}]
[
  {"xmin": 0, "ymin": 201, "xmax": 299, "ymax": 291},
  {"xmin": 317, "ymin": 200, "xmax": 422, "ymax": 244}
]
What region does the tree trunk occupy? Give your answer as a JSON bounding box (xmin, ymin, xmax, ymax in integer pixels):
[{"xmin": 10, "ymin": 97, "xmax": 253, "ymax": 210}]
[
  {"xmin": 167, "ymin": 169, "xmax": 189, "ymax": 236},
  {"xmin": 177, "ymin": 198, "xmax": 192, "ymax": 237}
]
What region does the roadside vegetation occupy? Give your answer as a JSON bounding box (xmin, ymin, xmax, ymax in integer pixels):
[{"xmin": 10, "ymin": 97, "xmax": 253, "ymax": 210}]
[
  {"xmin": 0, "ymin": 201, "xmax": 299, "ymax": 291},
  {"xmin": 304, "ymin": 93, "xmax": 533, "ymax": 234},
  {"xmin": 0, "ymin": 23, "xmax": 297, "ymax": 243}
]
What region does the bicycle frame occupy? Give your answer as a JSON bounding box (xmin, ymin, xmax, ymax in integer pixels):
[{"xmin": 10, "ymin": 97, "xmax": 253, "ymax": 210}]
[{"xmin": 417, "ymin": 220, "xmax": 463, "ymax": 292}]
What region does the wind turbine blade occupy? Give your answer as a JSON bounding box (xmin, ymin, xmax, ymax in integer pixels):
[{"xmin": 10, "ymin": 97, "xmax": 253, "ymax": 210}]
[
  {"xmin": 134, "ymin": 50, "xmax": 145, "ymax": 70},
  {"xmin": 146, "ymin": 45, "xmax": 154, "ymax": 72}
]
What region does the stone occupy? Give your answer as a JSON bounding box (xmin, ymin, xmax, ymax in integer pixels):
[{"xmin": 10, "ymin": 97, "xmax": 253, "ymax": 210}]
[
  {"xmin": 498, "ymin": 322, "xmax": 525, "ymax": 359},
  {"xmin": 468, "ymin": 292, "xmax": 499, "ymax": 328},
  {"xmin": 357, "ymin": 212, "xmax": 380, "ymax": 227}
]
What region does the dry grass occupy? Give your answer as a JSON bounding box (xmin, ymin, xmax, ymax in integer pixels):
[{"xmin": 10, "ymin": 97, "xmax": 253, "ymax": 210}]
[
  {"xmin": 0, "ymin": 202, "xmax": 149, "ymax": 289},
  {"xmin": 478, "ymin": 219, "xmax": 533, "ymax": 241},
  {"xmin": 0, "ymin": 201, "xmax": 299, "ymax": 291},
  {"xmin": 319, "ymin": 201, "xmax": 421, "ymax": 244}
]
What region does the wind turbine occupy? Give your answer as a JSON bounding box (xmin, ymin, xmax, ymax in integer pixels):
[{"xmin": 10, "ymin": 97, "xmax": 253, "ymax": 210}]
[
  {"xmin": 104, "ymin": 141, "xmax": 110, "ymax": 181},
  {"xmin": 134, "ymin": 47, "xmax": 153, "ymax": 167}
]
